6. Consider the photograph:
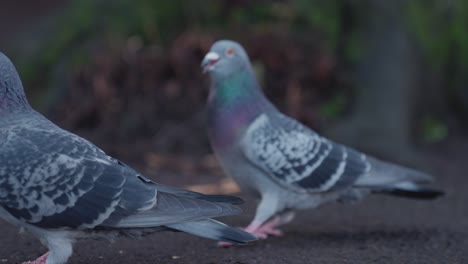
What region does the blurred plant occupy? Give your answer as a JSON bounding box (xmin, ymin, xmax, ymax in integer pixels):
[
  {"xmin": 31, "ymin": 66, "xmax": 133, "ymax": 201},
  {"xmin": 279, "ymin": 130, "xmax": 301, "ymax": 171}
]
[
  {"xmin": 32, "ymin": 0, "xmax": 349, "ymax": 64},
  {"xmin": 407, "ymin": 0, "xmax": 468, "ymax": 66},
  {"xmin": 420, "ymin": 115, "xmax": 448, "ymax": 143},
  {"xmin": 293, "ymin": 0, "xmax": 341, "ymax": 48},
  {"xmin": 20, "ymin": 0, "xmax": 349, "ymax": 109},
  {"xmin": 407, "ymin": 0, "xmax": 468, "ymax": 129},
  {"xmin": 319, "ymin": 92, "xmax": 347, "ymax": 120}
]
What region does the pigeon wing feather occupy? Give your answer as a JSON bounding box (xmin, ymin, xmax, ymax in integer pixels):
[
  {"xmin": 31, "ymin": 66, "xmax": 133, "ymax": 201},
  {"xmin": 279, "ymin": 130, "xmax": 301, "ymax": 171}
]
[{"xmin": 241, "ymin": 113, "xmax": 370, "ymax": 193}]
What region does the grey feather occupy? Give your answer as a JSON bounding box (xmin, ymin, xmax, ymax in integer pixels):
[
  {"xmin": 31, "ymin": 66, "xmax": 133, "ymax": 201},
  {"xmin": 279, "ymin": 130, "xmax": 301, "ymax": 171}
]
[
  {"xmin": 0, "ymin": 51, "xmax": 256, "ymax": 263},
  {"xmin": 168, "ymin": 219, "xmax": 257, "ymax": 245},
  {"xmin": 242, "ymin": 113, "xmax": 370, "ymax": 193},
  {"xmin": 0, "ymin": 113, "xmax": 155, "ymax": 229},
  {"xmin": 106, "ymin": 192, "xmax": 242, "ymax": 228},
  {"xmin": 355, "ymin": 157, "xmax": 432, "ymax": 187},
  {"xmin": 153, "ymin": 185, "xmax": 244, "ymax": 205}
]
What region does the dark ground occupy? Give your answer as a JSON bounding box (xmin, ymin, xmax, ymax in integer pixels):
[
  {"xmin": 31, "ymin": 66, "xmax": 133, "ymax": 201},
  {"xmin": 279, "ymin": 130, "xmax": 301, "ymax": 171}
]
[{"xmin": 0, "ymin": 139, "xmax": 467, "ymax": 264}]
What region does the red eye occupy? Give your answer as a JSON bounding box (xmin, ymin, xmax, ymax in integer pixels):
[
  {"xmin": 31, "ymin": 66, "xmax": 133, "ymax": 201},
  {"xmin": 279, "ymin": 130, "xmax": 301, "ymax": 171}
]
[{"xmin": 226, "ymin": 48, "xmax": 235, "ymax": 57}]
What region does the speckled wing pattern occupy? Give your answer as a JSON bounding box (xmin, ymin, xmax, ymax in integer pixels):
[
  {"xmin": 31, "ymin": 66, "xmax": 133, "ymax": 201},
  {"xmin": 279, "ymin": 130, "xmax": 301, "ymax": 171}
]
[
  {"xmin": 241, "ymin": 113, "xmax": 371, "ymax": 192},
  {"xmin": 0, "ymin": 115, "xmax": 157, "ymax": 229}
]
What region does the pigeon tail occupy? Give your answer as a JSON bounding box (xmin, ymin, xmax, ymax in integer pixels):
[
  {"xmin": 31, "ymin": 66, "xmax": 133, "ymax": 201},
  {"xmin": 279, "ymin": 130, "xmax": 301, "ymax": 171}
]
[
  {"xmin": 375, "ymin": 181, "xmax": 445, "ymax": 200},
  {"xmin": 154, "ymin": 185, "xmax": 244, "ymax": 205},
  {"xmin": 167, "ymin": 219, "xmax": 257, "ymax": 244},
  {"xmin": 355, "ymin": 158, "xmax": 444, "ymax": 199},
  {"xmin": 355, "ymin": 157, "xmax": 434, "ymax": 187},
  {"xmin": 105, "ymin": 191, "xmax": 244, "ymax": 229}
]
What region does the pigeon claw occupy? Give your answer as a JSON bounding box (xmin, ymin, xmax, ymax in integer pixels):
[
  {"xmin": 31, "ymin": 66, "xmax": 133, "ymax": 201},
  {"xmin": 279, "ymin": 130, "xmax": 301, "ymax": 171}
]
[
  {"xmin": 248, "ymin": 223, "xmax": 283, "ymax": 240},
  {"xmin": 217, "ymin": 221, "xmax": 284, "ymax": 248},
  {"xmin": 22, "ymin": 252, "xmax": 49, "ymax": 264},
  {"xmin": 217, "ymin": 241, "xmax": 236, "ymax": 248}
]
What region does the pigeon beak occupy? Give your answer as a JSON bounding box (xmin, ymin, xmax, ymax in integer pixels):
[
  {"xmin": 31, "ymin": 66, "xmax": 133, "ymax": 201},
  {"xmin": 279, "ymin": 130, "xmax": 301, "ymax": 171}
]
[{"xmin": 201, "ymin": 52, "xmax": 220, "ymax": 73}]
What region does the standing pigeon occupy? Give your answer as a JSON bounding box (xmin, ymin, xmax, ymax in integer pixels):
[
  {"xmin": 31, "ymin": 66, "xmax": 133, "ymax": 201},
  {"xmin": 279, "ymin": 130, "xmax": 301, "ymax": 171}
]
[
  {"xmin": 0, "ymin": 52, "xmax": 256, "ymax": 264},
  {"xmin": 201, "ymin": 40, "xmax": 443, "ymax": 246}
]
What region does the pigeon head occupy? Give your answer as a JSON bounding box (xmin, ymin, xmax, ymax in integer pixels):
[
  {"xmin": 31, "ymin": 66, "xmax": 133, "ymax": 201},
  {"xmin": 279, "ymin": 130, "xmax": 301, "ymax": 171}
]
[
  {"xmin": 201, "ymin": 40, "xmax": 251, "ymax": 80},
  {"xmin": 201, "ymin": 40, "xmax": 268, "ymax": 109},
  {"xmin": 203, "ymin": 41, "xmax": 272, "ymax": 149},
  {"xmin": 0, "ymin": 52, "xmax": 30, "ymax": 112}
]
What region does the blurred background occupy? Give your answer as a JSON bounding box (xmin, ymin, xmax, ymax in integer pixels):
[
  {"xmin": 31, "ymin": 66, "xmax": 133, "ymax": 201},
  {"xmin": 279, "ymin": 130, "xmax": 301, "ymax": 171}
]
[
  {"xmin": 2, "ymin": 0, "xmax": 467, "ymax": 165},
  {"xmin": 1, "ymin": 1, "xmax": 468, "ymax": 263},
  {"xmin": 2, "ymin": 0, "xmax": 468, "ymax": 190},
  {"xmin": 1, "ymin": 0, "xmax": 467, "ymax": 192}
]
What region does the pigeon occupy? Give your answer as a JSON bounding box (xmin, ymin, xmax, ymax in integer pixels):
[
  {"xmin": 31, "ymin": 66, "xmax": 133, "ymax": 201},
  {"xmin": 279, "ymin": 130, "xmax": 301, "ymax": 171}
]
[
  {"xmin": 201, "ymin": 40, "xmax": 443, "ymax": 246},
  {"xmin": 0, "ymin": 52, "xmax": 256, "ymax": 264}
]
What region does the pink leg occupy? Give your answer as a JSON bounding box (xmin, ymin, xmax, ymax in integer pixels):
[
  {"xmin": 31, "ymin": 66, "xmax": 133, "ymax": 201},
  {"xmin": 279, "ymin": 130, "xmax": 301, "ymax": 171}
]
[
  {"xmin": 218, "ymin": 212, "xmax": 295, "ymax": 247},
  {"xmin": 243, "ymin": 217, "xmax": 284, "ymax": 239},
  {"xmin": 22, "ymin": 252, "xmax": 49, "ymax": 264}
]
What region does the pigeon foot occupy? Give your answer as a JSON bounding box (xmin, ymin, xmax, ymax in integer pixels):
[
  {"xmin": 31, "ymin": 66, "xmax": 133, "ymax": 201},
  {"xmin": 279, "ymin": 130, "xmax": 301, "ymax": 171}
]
[
  {"xmin": 22, "ymin": 252, "xmax": 49, "ymax": 264},
  {"xmin": 246, "ymin": 216, "xmax": 284, "ymax": 239},
  {"xmin": 217, "ymin": 216, "xmax": 286, "ymax": 247}
]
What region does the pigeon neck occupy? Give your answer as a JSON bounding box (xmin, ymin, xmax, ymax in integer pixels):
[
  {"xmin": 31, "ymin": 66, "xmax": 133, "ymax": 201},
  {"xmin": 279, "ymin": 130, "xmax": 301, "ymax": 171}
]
[
  {"xmin": 208, "ymin": 68, "xmax": 271, "ymax": 149},
  {"xmin": 0, "ymin": 84, "xmax": 31, "ymax": 114},
  {"xmin": 209, "ymin": 68, "xmax": 266, "ymax": 106},
  {"xmin": 0, "ymin": 60, "xmax": 31, "ymax": 114}
]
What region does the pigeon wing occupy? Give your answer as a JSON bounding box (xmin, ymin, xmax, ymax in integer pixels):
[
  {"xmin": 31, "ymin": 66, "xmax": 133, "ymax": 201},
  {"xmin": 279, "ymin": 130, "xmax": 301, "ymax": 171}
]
[
  {"xmin": 0, "ymin": 115, "xmax": 244, "ymax": 230},
  {"xmin": 241, "ymin": 113, "xmax": 371, "ymax": 193},
  {"xmin": 0, "ymin": 122, "xmax": 154, "ymax": 229}
]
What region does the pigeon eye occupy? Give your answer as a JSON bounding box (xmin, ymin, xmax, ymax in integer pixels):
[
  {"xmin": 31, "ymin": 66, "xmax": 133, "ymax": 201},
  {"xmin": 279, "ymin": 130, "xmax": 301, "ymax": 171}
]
[{"xmin": 226, "ymin": 48, "xmax": 235, "ymax": 57}]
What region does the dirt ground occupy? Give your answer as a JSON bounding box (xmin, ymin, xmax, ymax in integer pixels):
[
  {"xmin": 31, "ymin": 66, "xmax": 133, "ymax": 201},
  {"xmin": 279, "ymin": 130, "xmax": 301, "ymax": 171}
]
[{"xmin": 0, "ymin": 138, "xmax": 467, "ymax": 264}]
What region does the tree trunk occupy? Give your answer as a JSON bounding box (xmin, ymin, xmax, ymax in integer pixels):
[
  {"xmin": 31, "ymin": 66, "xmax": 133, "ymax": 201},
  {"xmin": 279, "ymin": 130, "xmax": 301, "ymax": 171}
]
[{"xmin": 328, "ymin": 0, "xmax": 422, "ymax": 164}]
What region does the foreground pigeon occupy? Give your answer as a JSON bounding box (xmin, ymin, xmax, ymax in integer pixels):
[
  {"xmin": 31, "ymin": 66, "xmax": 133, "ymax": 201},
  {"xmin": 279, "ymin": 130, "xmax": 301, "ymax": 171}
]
[
  {"xmin": 0, "ymin": 52, "xmax": 256, "ymax": 264},
  {"xmin": 201, "ymin": 40, "xmax": 443, "ymax": 246}
]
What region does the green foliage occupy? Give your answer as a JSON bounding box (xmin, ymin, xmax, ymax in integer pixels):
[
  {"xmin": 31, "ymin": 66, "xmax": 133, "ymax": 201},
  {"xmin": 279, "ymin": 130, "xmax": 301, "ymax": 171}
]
[
  {"xmin": 407, "ymin": 0, "xmax": 468, "ymax": 66},
  {"xmin": 345, "ymin": 30, "xmax": 364, "ymax": 63},
  {"xmin": 420, "ymin": 115, "xmax": 448, "ymax": 143},
  {"xmin": 293, "ymin": 0, "xmax": 341, "ymax": 49},
  {"xmin": 47, "ymin": 0, "xmax": 344, "ymax": 53},
  {"xmin": 23, "ymin": 0, "xmax": 347, "ymax": 83},
  {"xmin": 30, "ymin": 0, "xmax": 224, "ymax": 69},
  {"xmin": 319, "ymin": 92, "xmax": 347, "ymax": 119},
  {"xmin": 20, "ymin": 0, "xmax": 357, "ymax": 111},
  {"xmin": 407, "ymin": 1, "xmax": 468, "ymax": 126}
]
